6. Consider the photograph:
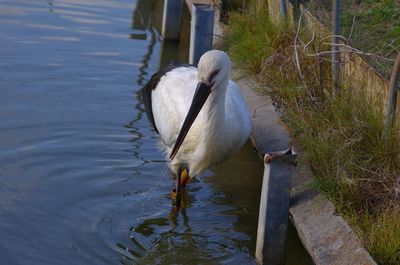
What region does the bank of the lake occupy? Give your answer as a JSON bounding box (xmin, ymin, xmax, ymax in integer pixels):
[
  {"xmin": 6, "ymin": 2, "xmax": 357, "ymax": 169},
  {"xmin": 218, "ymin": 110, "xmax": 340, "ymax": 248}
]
[{"xmin": 224, "ymin": 2, "xmax": 400, "ymax": 265}]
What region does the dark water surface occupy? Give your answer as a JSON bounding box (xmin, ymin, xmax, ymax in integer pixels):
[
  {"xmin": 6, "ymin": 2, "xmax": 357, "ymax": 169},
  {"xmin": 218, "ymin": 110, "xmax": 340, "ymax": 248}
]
[{"xmin": 0, "ymin": 1, "xmax": 312, "ymax": 264}]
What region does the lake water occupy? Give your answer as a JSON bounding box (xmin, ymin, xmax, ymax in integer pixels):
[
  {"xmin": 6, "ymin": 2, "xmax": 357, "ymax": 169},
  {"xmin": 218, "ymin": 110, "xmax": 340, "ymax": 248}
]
[{"xmin": 0, "ymin": 0, "xmax": 313, "ymax": 264}]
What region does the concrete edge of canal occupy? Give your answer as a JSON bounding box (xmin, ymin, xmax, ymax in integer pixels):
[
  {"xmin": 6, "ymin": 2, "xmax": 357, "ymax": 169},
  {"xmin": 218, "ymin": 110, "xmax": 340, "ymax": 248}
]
[{"xmin": 234, "ymin": 75, "xmax": 377, "ymax": 265}]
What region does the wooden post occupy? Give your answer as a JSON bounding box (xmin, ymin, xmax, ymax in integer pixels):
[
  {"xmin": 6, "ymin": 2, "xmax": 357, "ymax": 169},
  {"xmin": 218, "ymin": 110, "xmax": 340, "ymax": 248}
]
[
  {"xmin": 189, "ymin": 4, "xmax": 214, "ymax": 65},
  {"xmin": 162, "ymin": 0, "xmax": 184, "ymax": 40},
  {"xmin": 256, "ymin": 150, "xmax": 295, "ymax": 265},
  {"xmin": 332, "ymin": 0, "xmax": 341, "ymax": 96},
  {"xmin": 384, "ymin": 52, "xmax": 400, "ymax": 137}
]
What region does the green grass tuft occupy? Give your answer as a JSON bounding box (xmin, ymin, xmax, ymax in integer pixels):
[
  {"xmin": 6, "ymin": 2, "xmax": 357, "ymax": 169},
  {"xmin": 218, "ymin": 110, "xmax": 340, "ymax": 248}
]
[{"xmin": 224, "ymin": 5, "xmax": 286, "ymax": 74}]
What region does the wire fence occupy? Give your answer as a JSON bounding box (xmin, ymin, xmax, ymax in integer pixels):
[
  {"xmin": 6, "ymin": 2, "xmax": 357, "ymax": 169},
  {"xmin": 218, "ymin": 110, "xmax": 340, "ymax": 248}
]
[
  {"xmin": 302, "ymin": 0, "xmax": 400, "ymax": 79},
  {"xmin": 268, "ymin": 0, "xmax": 400, "ymax": 135}
]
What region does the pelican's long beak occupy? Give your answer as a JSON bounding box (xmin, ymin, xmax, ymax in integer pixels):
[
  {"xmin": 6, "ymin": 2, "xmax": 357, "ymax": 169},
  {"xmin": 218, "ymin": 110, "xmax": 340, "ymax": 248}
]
[{"xmin": 170, "ymin": 81, "xmax": 212, "ymax": 160}]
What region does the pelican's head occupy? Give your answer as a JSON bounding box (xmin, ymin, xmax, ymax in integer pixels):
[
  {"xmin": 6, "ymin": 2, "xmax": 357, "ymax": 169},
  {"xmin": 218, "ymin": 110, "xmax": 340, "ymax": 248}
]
[{"xmin": 169, "ymin": 50, "xmax": 231, "ymax": 160}]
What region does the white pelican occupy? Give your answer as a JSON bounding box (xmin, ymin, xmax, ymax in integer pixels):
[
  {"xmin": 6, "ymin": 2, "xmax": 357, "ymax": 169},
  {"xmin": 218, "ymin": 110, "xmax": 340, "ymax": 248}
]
[{"xmin": 142, "ymin": 50, "xmax": 251, "ymax": 191}]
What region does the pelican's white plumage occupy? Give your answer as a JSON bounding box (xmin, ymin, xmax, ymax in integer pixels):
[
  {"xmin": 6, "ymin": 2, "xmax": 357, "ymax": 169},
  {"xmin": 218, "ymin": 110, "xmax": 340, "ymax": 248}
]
[{"xmin": 144, "ymin": 50, "xmax": 251, "ymax": 177}]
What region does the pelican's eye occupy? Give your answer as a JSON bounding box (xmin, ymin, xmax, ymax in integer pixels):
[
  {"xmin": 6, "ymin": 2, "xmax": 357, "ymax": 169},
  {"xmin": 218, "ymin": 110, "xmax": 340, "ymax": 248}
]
[{"xmin": 208, "ymin": 69, "xmax": 220, "ymax": 83}]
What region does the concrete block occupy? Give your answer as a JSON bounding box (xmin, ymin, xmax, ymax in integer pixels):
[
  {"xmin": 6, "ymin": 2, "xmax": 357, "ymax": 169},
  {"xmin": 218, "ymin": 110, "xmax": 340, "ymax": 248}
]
[
  {"xmin": 189, "ymin": 4, "xmax": 214, "ymax": 65},
  {"xmin": 256, "ymin": 151, "xmax": 295, "ymax": 265}
]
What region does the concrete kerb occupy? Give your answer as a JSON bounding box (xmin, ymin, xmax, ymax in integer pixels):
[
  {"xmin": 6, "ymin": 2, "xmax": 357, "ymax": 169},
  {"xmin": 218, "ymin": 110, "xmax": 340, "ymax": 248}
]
[{"xmin": 234, "ymin": 73, "xmax": 377, "ymax": 265}]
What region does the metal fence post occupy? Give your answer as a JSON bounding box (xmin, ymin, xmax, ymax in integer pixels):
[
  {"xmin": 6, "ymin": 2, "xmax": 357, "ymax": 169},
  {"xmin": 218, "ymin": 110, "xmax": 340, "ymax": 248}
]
[
  {"xmin": 332, "ymin": 0, "xmax": 341, "ymax": 96},
  {"xmin": 280, "ymin": 0, "xmax": 287, "ymax": 19}
]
